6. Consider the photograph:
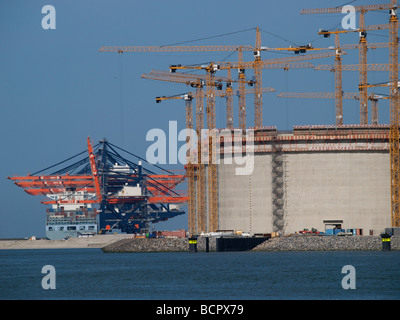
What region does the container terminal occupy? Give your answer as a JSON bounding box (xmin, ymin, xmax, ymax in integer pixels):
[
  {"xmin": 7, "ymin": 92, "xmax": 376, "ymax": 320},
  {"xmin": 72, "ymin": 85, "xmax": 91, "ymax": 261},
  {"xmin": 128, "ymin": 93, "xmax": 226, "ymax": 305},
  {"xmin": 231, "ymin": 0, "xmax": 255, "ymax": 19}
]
[
  {"xmin": 8, "ymin": 138, "xmax": 188, "ymax": 240},
  {"xmin": 7, "ymin": 1, "xmax": 400, "ymax": 242}
]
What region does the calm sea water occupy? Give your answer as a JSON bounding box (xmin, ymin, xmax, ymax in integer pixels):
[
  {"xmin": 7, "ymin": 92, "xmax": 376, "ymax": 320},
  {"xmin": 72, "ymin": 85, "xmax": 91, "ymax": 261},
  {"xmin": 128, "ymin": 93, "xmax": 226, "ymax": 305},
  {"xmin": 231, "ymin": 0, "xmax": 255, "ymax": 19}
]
[{"xmin": 0, "ymin": 249, "xmax": 399, "ymax": 300}]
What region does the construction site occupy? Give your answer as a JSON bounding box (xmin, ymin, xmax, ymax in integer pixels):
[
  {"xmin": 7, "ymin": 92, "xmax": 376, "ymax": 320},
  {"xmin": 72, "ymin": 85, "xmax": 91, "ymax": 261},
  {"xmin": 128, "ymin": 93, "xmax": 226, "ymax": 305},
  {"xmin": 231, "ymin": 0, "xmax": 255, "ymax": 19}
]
[{"xmin": 7, "ymin": 1, "xmax": 400, "ymax": 240}]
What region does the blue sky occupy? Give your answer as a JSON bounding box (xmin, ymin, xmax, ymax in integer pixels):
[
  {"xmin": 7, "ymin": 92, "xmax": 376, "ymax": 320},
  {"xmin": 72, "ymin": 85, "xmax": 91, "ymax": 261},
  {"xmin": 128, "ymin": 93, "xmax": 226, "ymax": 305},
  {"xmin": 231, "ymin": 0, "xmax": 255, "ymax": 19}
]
[{"xmin": 0, "ymin": 0, "xmax": 393, "ymax": 238}]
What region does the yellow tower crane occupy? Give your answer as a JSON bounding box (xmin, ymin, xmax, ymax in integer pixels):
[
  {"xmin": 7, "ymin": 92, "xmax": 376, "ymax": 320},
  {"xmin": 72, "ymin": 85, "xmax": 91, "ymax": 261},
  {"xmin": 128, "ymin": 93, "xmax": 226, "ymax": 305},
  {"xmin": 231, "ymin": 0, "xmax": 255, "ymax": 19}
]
[
  {"xmin": 141, "ymin": 69, "xmax": 244, "ymax": 235},
  {"xmin": 235, "ymin": 50, "xmax": 337, "ymax": 130},
  {"xmin": 314, "ymin": 62, "xmax": 399, "ymax": 124},
  {"xmin": 316, "ymin": 28, "xmax": 391, "ymax": 125},
  {"xmin": 219, "ymin": 52, "xmax": 337, "ymax": 130},
  {"xmin": 141, "ymin": 69, "xmax": 275, "ymax": 234},
  {"xmin": 301, "ymin": 3, "xmax": 395, "ymax": 125},
  {"xmin": 388, "ymin": 0, "xmax": 400, "ymax": 228},
  {"xmin": 277, "ymin": 91, "xmax": 388, "ymax": 125},
  {"xmin": 170, "ymin": 53, "xmax": 335, "ymax": 131},
  {"xmin": 167, "ymin": 58, "xmax": 326, "ymax": 232},
  {"xmin": 99, "ymin": 34, "xmax": 275, "ymax": 234},
  {"xmin": 252, "ymin": 28, "xmax": 343, "ymax": 128},
  {"xmin": 154, "ymin": 85, "xmax": 276, "ymax": 235},
  {"xmin": 302, "ymin": 1, "xmax": 400, "ymax": 227},
  {"xmin": 279, "ymin": 62, "xmax": 396, "ymax": 124},
  {"xmin": 141, "ymin": 68, "xmax": 256, "ymax": 128},
  {"xmin": 101, "ymin": 28, "xmax": 329, "ymax": 129},
  {"xmin": 155, "ymin": 92, "xmax": 196, "ymax": 235},
  {"xmin": 265, "ymin": 40, "xmax": 347, "ymax": 125},
  {"xmin": 155, "ymin": 87, "xmax": 277, "ymax": 129}
]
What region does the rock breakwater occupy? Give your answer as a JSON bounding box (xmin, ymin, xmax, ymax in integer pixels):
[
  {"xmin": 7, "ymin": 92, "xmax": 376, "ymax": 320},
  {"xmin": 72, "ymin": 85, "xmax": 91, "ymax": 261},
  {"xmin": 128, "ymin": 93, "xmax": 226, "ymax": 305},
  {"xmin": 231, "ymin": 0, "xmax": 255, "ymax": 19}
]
[
  {"xmin": 252, "ymin": 235, "xmax": 400, "ymax": 251},
  {"xmin": 102, "ymin": 238, "xmax": 188, "ymax": 253},
  {"xmin": 101, "ymin": 235, "xmax": 400, "ymax": 253}
]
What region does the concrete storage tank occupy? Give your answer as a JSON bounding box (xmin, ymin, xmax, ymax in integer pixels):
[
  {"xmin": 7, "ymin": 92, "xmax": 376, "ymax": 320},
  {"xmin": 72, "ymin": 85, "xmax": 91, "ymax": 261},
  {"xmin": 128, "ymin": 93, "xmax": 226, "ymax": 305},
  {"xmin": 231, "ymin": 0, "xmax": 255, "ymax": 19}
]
[{"xmin": 194, "ymin": 125, "xmax": 391, "ymax": 235}]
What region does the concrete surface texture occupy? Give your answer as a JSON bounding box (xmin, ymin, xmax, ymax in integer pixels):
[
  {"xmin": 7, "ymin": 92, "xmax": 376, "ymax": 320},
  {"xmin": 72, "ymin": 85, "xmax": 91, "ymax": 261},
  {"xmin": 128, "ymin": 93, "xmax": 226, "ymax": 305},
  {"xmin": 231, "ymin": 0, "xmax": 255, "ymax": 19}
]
[
  {"xmin": 218, "ymin": 153, "xmax": 272, "ymax": 234},
  {"xmin": 218, "ymin": 151, "xmax": 390, "ymax": 235}
]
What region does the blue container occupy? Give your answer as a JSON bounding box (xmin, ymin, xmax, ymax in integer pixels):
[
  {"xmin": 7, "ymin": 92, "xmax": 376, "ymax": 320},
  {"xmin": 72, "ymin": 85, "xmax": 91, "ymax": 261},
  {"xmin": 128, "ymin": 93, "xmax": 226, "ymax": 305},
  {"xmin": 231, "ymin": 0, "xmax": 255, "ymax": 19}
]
[
  {"xmin": 326, "ymin": 229, "xmax": 333, "ymax": 235},
  {"xmin": 334, "ymin": 229, "xmax": 344, "ymax": 235}
]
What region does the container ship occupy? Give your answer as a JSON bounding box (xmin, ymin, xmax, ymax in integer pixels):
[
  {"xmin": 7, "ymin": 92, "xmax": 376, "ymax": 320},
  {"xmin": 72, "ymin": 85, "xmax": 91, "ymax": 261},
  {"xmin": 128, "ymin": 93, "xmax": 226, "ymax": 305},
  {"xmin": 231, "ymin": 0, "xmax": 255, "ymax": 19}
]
[{"xmin": 9, "ymin": 138, "xmax": 188, "ymax": 240}]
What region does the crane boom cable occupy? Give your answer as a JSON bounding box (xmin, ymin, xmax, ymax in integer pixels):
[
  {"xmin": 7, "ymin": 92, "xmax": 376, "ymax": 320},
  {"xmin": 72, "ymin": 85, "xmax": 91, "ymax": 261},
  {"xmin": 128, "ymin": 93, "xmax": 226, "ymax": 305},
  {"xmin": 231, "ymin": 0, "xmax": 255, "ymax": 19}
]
[
  {"xmin": 107, "ymin": 142, "xmax": 174, "ymax": 175},
  {"xmin": 31, "ymin": 145, "xmax": 99, "ymax": 176},
  {"xmin": 160, "ymin": 27, "xmax": 256, "ymax": 47}
]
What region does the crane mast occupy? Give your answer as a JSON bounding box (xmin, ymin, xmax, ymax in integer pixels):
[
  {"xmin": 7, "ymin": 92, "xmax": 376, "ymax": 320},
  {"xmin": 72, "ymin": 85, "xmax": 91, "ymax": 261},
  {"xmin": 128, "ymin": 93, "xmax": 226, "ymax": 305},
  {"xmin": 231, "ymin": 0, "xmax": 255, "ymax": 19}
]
[
  {"xmin": 254, "ymin": 27, "xmax": 263, "ymax": 128},
  {"xmin": 100, "ymin": 12, "xmax": 399, "ymax": 233},
  {"xmin": 195, "ymin": 86, "xmax": 206, "ymax": 234},
  {"xmin": 359, "ymin": 11, "xmax": 369, "ymax": 125},
  {"xmin": 205, "ymin": 65, "xmax": 218, "ymax": 232},
  {"xmin": 389, "ymin": 1, "xmax": 399, "ymax": 228},
  {"xmin": 237, "ymin": 48, "xmax": 247, "ymax": 131},
  {"xmin": 145, "ymin": 69, "xmax": 272, "ymax": 234},
  {"xmin": 277, "ymin": 91, "xmax": 388, "ymax": 125},
  {"xmin": 303, "ymin": 3, "xmax": 393, "ymax": 125},
  {"xmin": 335, "ymin": 34, "xmax": 344, "ymax": 125},
  {"xmin": 225, "ymin": 69, "xmax": 234, "ymax": 129},
  {"xmin": 184, "ymin": 95, "xmax": 196, "ymax": 236}
]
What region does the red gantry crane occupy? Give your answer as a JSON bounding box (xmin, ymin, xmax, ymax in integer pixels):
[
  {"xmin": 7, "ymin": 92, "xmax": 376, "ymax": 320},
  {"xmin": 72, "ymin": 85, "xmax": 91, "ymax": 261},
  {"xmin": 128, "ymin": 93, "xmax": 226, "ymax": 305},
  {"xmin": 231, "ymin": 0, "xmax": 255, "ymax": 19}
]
[{"xmin": 9, "ymin": 138, "xmax": 188, "ymax": 235}]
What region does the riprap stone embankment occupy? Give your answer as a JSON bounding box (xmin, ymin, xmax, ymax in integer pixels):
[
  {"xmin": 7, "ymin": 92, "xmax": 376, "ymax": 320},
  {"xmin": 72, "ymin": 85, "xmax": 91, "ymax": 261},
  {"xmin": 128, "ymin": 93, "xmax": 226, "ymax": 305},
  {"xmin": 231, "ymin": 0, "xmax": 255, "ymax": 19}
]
[
  {"xmin": 102, "ymin": 238, "xmax": 188, "ymax": 253},
  {"xmin": 252, "ymin": 235, "xmax": 400, "ymax": 251}
]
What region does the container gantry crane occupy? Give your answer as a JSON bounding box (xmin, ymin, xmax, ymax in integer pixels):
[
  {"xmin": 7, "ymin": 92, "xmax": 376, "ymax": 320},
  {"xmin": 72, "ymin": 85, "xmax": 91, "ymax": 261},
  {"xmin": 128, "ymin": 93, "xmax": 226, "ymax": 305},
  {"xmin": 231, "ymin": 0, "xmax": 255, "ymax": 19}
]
[{"xmin": 9, "ymin": 138, "xmax": 188, "ymax": 234}]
